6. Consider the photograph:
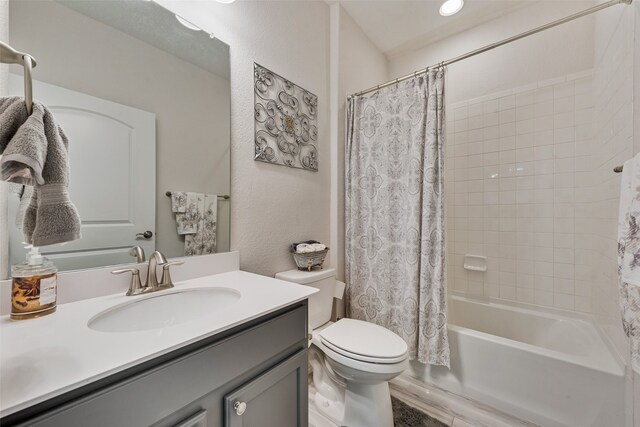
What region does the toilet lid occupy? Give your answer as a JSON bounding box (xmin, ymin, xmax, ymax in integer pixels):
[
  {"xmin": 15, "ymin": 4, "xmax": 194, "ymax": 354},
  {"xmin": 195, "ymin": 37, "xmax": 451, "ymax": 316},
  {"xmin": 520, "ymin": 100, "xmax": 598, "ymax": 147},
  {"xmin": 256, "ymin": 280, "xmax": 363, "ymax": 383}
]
[{"xmin": 318, "ymin": 319, "xmax": 408, "ymax": 363}]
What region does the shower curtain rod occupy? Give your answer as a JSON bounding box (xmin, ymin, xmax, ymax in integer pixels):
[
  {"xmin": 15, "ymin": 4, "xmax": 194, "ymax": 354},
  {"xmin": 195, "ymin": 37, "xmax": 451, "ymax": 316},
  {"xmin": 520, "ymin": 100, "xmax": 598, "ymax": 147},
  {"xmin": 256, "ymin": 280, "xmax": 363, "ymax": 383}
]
[{"xmin": 347, "ymin": 0, "xmax": 633, "ymax": 100}]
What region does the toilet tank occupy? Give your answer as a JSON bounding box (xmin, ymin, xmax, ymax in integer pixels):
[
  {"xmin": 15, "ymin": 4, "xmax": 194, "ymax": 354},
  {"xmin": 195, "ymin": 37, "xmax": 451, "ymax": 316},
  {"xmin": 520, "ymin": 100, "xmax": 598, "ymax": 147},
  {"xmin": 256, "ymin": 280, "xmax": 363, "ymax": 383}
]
[{"xmin": 275, "ymin": 268, "xmax": 336, "ymax": 329}]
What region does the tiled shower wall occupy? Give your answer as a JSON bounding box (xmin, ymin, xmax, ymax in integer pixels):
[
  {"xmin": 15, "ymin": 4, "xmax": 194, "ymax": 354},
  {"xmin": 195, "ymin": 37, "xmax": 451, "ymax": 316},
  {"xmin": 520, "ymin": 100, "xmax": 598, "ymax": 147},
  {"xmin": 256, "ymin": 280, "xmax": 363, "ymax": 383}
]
[
  {"xmin": 589, "ymin": 5, "xmax": 635, "ymax": 353},
  {"xmin": 445, "ymin": 71, "xmax": 595, "ymax": 312}
]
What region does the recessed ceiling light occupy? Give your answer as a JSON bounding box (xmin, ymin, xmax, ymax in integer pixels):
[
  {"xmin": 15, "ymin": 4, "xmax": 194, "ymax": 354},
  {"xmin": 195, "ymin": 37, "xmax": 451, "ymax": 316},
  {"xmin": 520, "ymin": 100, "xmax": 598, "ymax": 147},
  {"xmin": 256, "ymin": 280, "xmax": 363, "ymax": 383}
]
[
  {"xmin": 216, "ymin": 0, "xmax": 236, "ymax": 3},
  {"xmin": 439, "ymin": 0, "xmax": 464, "ymax": 16},
  {"xmin": 175, "ymin": 15, "xmax": 201, "ymax": 31}
]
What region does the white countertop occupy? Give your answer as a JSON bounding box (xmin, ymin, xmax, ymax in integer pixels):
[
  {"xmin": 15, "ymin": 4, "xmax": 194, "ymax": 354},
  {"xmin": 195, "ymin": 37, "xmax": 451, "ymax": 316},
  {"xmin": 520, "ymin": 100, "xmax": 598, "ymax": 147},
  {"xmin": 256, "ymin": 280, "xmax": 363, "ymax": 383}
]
[{"xmin": 0, "ymin": 270, "xmax": 317, "ymax": 418}]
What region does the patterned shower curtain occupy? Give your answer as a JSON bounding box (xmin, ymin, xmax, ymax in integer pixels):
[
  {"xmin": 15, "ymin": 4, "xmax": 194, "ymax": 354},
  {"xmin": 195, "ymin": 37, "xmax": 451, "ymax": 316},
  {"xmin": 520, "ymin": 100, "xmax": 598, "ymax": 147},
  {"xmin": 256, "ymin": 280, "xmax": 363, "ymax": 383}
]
[
  {"xmin": 617, "ymin": 155, "xmax": 640, "ymax": 374},
  {"xmin": 345, "ymin": 68, "xmax": 449, "ymax": 367}
]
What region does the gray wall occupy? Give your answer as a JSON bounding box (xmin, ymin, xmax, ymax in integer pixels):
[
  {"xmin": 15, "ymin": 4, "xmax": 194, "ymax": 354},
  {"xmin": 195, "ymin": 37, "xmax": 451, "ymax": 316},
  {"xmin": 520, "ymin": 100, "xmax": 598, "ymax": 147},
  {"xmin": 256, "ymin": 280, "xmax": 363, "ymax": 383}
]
[{"xmin": 9, "ymin": 0, "xmax": 231, "ymax": 257}]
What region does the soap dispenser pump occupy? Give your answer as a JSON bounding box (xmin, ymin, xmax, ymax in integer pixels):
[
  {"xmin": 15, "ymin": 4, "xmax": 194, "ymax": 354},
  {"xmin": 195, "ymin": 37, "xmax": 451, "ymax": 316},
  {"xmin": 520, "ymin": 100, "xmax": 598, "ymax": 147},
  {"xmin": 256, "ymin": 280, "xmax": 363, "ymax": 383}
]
[{"xmin": 10, "ymin": 245, "xmax": 58, "ymax": 320}]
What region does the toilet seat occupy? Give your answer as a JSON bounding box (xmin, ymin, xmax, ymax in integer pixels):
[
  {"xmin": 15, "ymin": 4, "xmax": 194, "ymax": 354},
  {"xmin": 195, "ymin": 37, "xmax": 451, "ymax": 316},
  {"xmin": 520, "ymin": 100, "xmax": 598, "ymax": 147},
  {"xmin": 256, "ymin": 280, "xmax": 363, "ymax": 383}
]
[{"xmin": 318, "ymin": 319, "xmax": 408, "ymax": 364}]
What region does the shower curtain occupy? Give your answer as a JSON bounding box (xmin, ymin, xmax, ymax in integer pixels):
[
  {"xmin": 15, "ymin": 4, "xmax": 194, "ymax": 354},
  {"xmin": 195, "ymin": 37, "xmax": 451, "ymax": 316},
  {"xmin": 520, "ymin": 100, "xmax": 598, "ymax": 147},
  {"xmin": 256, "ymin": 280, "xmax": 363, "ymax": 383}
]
[
  {"xmin": 617, "ymin": 155, "xmax": 640, "ymax": 375},
  {"xmin": 345, "ymin": 68, "xmax": 449, "ymax": 367}
]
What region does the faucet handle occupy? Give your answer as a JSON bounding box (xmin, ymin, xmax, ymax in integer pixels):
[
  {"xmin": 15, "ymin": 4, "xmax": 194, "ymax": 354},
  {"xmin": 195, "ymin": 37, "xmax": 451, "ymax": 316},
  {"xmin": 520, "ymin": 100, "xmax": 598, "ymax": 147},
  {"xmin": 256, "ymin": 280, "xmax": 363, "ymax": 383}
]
[
  {"xmin": 159, "ymin": 261, "xmax": 184, "ymax": 288},
  {"xmin": 111, "ymin": 268, "xmax": 145, "ymax": 296}
]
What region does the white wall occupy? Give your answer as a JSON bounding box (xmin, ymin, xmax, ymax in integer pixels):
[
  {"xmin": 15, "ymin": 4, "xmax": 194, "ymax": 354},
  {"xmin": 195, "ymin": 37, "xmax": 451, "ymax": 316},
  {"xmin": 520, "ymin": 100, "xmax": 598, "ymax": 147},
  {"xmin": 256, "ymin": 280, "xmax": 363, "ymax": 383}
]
[
  {"xmin": 389, "ymin": 1, "xmax": 596, "ymax": 104},
  {"xmin": 330, "ymin": 4, "xmax": 388, "ymax": 281},
  {"xmin": 8, "ymin": 0, "xmax": 231, "ymax": 258},
  {"xmin": 158, "ymin": 0, "xmax": 331, "ymax": 277}
]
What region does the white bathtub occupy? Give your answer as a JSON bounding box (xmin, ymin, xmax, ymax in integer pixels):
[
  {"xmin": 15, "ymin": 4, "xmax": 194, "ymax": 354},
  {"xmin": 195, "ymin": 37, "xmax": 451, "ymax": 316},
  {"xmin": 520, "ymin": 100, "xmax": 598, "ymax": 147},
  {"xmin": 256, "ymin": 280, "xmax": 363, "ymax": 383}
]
[{"xmin": 408, "ymin": 295, "xmax": 626, "ymax": 427}]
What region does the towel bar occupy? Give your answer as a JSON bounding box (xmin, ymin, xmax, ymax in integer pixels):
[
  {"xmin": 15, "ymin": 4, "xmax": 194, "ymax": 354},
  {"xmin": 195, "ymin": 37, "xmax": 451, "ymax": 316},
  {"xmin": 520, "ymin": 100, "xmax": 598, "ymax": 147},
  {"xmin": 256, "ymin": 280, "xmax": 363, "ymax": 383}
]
[
  {"xmin": 0, "ymin": 41, "xmax": 37, "ymax": 115},
  {"xmin": 165, "ymin": 191, "xmax": 230, "ymax": 200}
]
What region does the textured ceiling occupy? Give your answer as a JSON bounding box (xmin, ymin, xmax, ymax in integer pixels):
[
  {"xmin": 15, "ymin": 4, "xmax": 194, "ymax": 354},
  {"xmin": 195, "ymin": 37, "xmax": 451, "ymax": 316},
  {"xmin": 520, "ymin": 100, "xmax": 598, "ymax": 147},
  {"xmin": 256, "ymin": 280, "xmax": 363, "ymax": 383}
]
[
  {"xmin": 339, "ymin": 0, "xmax": 537, "ymax": 57},
  {"xmin": 59, "ymin": 0, "xmax": 230, "ymax": 80}
]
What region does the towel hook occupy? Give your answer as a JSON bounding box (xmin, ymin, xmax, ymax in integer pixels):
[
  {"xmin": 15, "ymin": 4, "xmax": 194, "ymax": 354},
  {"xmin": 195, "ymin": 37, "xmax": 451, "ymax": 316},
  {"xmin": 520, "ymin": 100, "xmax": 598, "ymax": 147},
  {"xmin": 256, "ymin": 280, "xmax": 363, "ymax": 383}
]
[{"xmin": 0, "ymin": 41, "xmax": 37, "ymax": 115}]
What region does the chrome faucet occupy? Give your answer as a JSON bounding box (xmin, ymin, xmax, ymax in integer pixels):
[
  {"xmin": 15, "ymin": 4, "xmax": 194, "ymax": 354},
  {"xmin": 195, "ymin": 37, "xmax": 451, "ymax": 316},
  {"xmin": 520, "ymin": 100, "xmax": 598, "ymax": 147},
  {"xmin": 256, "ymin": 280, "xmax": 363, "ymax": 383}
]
[
  {"xmin": 129, "ymin": 246, "xmax": 146, "ymax": 263},
  {"xmin": 112, "ymin": 251, "xmax": 183, "ymax": 296}
]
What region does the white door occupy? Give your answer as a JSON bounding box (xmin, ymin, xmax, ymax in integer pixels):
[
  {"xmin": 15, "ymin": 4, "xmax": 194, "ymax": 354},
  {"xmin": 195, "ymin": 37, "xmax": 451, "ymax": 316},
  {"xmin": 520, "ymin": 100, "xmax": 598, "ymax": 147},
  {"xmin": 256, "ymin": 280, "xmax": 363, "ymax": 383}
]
[{"xmin": 8, "ymin": 76, "xmax": 156, "ymax": 271}]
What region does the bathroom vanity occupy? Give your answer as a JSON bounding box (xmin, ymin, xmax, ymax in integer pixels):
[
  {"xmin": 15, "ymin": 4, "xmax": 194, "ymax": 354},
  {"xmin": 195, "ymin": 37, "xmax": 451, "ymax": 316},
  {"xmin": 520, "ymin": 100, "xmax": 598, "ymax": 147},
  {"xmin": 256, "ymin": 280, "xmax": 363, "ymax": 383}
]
[{"xmin": 0, "ymin": 265, "xmax": 316, "ymax": 427}]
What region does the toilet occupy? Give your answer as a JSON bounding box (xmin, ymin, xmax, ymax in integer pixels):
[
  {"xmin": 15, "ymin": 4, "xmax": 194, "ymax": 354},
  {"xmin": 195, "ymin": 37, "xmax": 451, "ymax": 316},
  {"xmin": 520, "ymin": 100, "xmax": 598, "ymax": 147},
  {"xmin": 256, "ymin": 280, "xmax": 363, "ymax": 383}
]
[{"xmin": 275, "ymin": 268, "xmax": 408, "ymax": 427}]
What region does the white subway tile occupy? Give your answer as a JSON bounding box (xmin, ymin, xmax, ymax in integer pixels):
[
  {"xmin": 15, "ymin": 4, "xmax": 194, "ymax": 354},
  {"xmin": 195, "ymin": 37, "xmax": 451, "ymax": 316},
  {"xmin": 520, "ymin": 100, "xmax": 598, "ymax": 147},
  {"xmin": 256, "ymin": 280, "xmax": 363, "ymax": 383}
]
[
  {"xmin": 516, "ymin": 287, "xmax": 535, "ymax": 303},
  {"xmin": 516, "ymin": 176, "xmax": 535, "ymax": 190},
  {"xmin": 554, "ymin": 96, "xmax": 574, "ymax": 114},
  {"xmin": 500, "ymin": 122, "xmax": 516, "ymax": 138},
  {"xmin": 500, "ymin": 286, "xmax": 517, "ymax": 300},
  {"xmin": 554, "ymin": 233, "xmax": 575, "ymax": 248},
  {"xmin": 484, "ymin": 112, "xmax": 500, "ymax": 127},
  {"xmin": 535, "ymin": 100, "xmax": 554, "ymax": 117},
  {"xmin": 574, "ymin": 296, "xmax": 592, "ymax": 312},
  {"xmin": 468, "ymin": 115, "xmax": 484, "ymax": 130},
  {"xmin": 516, "ymin": 133, "xmax": 534, "ymax": 149},
  {"xmin": 484, "ymin": 99, "xmax": 500, "ymax": 114},
  {"xmin": 554, "ymin": 293, "xmax": 574, "ymax": 310},
  {"xmin": 534, "ymin": 145, "xmax": 554, "ymax": 160},
  {"xmin": 534, "ymin": 115, "xmax": 554, "ymax": 131},
  {"xmin": 454, "ymin": 106, "xmax": 469, "ymax": 120},
  {"xmin": 554, "ymin": 127, "xmax": 575, "ymax": 144},
  {"xmin": 534, "ymin": 290, "xmax": 554, "ymax": 306},
  {"xmin": 468, "ymin": 102, "xmax": 483, "ymax": 117},
  {"xmin": 516, "ymin": 91, "xmax": 535, "ymax": 107},
  {"xmin": 553, "ymin": 112, "xmax": 575, "ymax": 129},
  {"xmin": 534, "ymin": 130, "xmax": 554, "ymax": 147},
  {"xmin": 516, "ymin": 105, "xmax": 535, "ymax": 121},
  {"xmin": 516, "ymin": 119, "xmax": 534, "ymax": 135},
  {"xmin": 553, "ymin": 81, "xmax": 574, "ymax": 99},
  {"xmin": 499, "ymin": 108, "xmax": 516, "ymax": 124},
  {"xmin": 499, "ymin": 95, "xmax": 516, "ymax": 110},
  {"xmin": 535, "ymin": 159, "xmax": 554, "ymax": 175},
  {"xmin": 534, "ymin": 87, "xmax": 554, "ymax": 103}
]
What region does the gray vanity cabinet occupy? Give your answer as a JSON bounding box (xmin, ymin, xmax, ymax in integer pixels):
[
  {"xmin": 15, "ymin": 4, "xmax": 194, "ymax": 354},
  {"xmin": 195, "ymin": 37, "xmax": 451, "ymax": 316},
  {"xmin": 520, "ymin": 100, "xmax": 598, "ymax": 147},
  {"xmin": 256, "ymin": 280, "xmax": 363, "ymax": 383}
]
[
  {"xmin": 4, "ymin": 302, "xmax": 308, "ymax": 427},
  {"xmin": 224, "ymin": 350, "xmax": 308, "ymax": 427}
]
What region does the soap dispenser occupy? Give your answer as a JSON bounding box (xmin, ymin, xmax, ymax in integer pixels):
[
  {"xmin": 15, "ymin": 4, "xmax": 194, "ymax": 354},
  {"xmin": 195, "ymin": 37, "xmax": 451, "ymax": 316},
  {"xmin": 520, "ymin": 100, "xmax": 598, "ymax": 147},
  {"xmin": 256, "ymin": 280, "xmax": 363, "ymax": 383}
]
[{"xmin": 10, "ymin": 246, "xmax": 58, "ymax": 320}]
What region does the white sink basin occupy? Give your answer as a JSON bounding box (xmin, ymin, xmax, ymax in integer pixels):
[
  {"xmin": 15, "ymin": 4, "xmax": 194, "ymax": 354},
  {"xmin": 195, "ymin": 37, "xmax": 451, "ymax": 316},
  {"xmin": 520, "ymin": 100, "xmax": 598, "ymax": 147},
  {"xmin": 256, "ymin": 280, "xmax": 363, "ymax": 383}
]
[{"xmin": 88, "ymin": 288, "xmax": 241, "ymax": 333}]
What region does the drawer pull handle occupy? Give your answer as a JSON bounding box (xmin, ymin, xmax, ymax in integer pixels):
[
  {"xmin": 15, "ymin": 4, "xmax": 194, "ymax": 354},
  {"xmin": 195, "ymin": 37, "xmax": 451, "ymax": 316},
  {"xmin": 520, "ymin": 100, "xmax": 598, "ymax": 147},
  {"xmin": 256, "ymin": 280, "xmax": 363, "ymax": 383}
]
[{"xmin": 234, "ymin": 401, "xmax": 247, "ymax": 416}]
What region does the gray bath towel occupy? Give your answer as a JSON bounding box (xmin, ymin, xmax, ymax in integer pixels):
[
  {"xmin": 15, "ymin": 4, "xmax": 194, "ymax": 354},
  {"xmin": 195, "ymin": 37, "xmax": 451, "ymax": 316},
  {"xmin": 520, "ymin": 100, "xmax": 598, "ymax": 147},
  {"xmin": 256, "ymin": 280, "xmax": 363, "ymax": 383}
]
[{"xmin": 0, "ymin": 97, "xmax": 81, "ymax": 246}]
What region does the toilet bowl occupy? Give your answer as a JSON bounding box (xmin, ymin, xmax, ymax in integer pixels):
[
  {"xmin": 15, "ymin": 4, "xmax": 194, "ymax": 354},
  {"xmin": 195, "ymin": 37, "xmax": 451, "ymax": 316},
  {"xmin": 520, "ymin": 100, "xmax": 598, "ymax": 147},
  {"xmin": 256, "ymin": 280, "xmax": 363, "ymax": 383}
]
[{"xmin": 275, "ymin": 268, "xmax": 408, "ymax": 427}]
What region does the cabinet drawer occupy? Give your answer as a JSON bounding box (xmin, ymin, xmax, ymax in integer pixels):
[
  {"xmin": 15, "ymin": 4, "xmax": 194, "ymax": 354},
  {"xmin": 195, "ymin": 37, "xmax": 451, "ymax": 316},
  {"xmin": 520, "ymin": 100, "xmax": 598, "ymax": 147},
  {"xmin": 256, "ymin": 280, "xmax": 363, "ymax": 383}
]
[
  {"xmin": 14, "ymin": 304, "xmax": 307, "ymax": 427},
  {"xmin": 224, "ymin": 350, "xmax": 308, "ymax": 427}
]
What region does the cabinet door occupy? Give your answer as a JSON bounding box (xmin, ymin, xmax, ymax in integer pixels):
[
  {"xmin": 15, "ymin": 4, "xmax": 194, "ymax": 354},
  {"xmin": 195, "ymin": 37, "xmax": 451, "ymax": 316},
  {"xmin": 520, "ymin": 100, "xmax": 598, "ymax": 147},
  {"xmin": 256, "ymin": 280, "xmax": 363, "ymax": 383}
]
[{"xmin": 224, "ymin": 350, "xmax": 308, "ymax": 427}]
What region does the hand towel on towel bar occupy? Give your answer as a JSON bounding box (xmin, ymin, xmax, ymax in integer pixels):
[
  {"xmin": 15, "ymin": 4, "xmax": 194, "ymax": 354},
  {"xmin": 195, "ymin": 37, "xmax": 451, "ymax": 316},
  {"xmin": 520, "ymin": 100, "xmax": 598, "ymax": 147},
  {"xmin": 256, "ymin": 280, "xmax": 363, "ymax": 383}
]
[
  {"xmin": 175, "ymin": 192, "xmax": 199, "ymax": 235},
  {"xmin": 171, "ymin": 191, "xmax": 187, "ymax": 213},
  {"xmin": 0, "ymin": 97, "xmax": 81, "ymax": 246},
  {"xmin": 184, "ymin": 193, "xmax": 217, "ymax": 256}
]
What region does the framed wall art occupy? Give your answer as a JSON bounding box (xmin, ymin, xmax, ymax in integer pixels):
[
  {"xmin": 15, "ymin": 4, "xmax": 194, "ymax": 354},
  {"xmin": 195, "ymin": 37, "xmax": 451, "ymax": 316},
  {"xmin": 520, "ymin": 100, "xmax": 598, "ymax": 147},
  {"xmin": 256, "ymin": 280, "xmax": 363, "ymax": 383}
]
[{"xmin": 254, "ymin": 63, "xmax": 318, "ymax": 171}]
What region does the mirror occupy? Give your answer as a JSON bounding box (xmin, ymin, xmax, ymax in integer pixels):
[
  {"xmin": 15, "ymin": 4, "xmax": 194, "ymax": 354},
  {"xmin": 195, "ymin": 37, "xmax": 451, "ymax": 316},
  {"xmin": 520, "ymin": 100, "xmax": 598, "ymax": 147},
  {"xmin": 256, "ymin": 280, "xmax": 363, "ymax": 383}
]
[{"xmin": 2, "ymin": 0, "xmax": 231, "ymax": 278}]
